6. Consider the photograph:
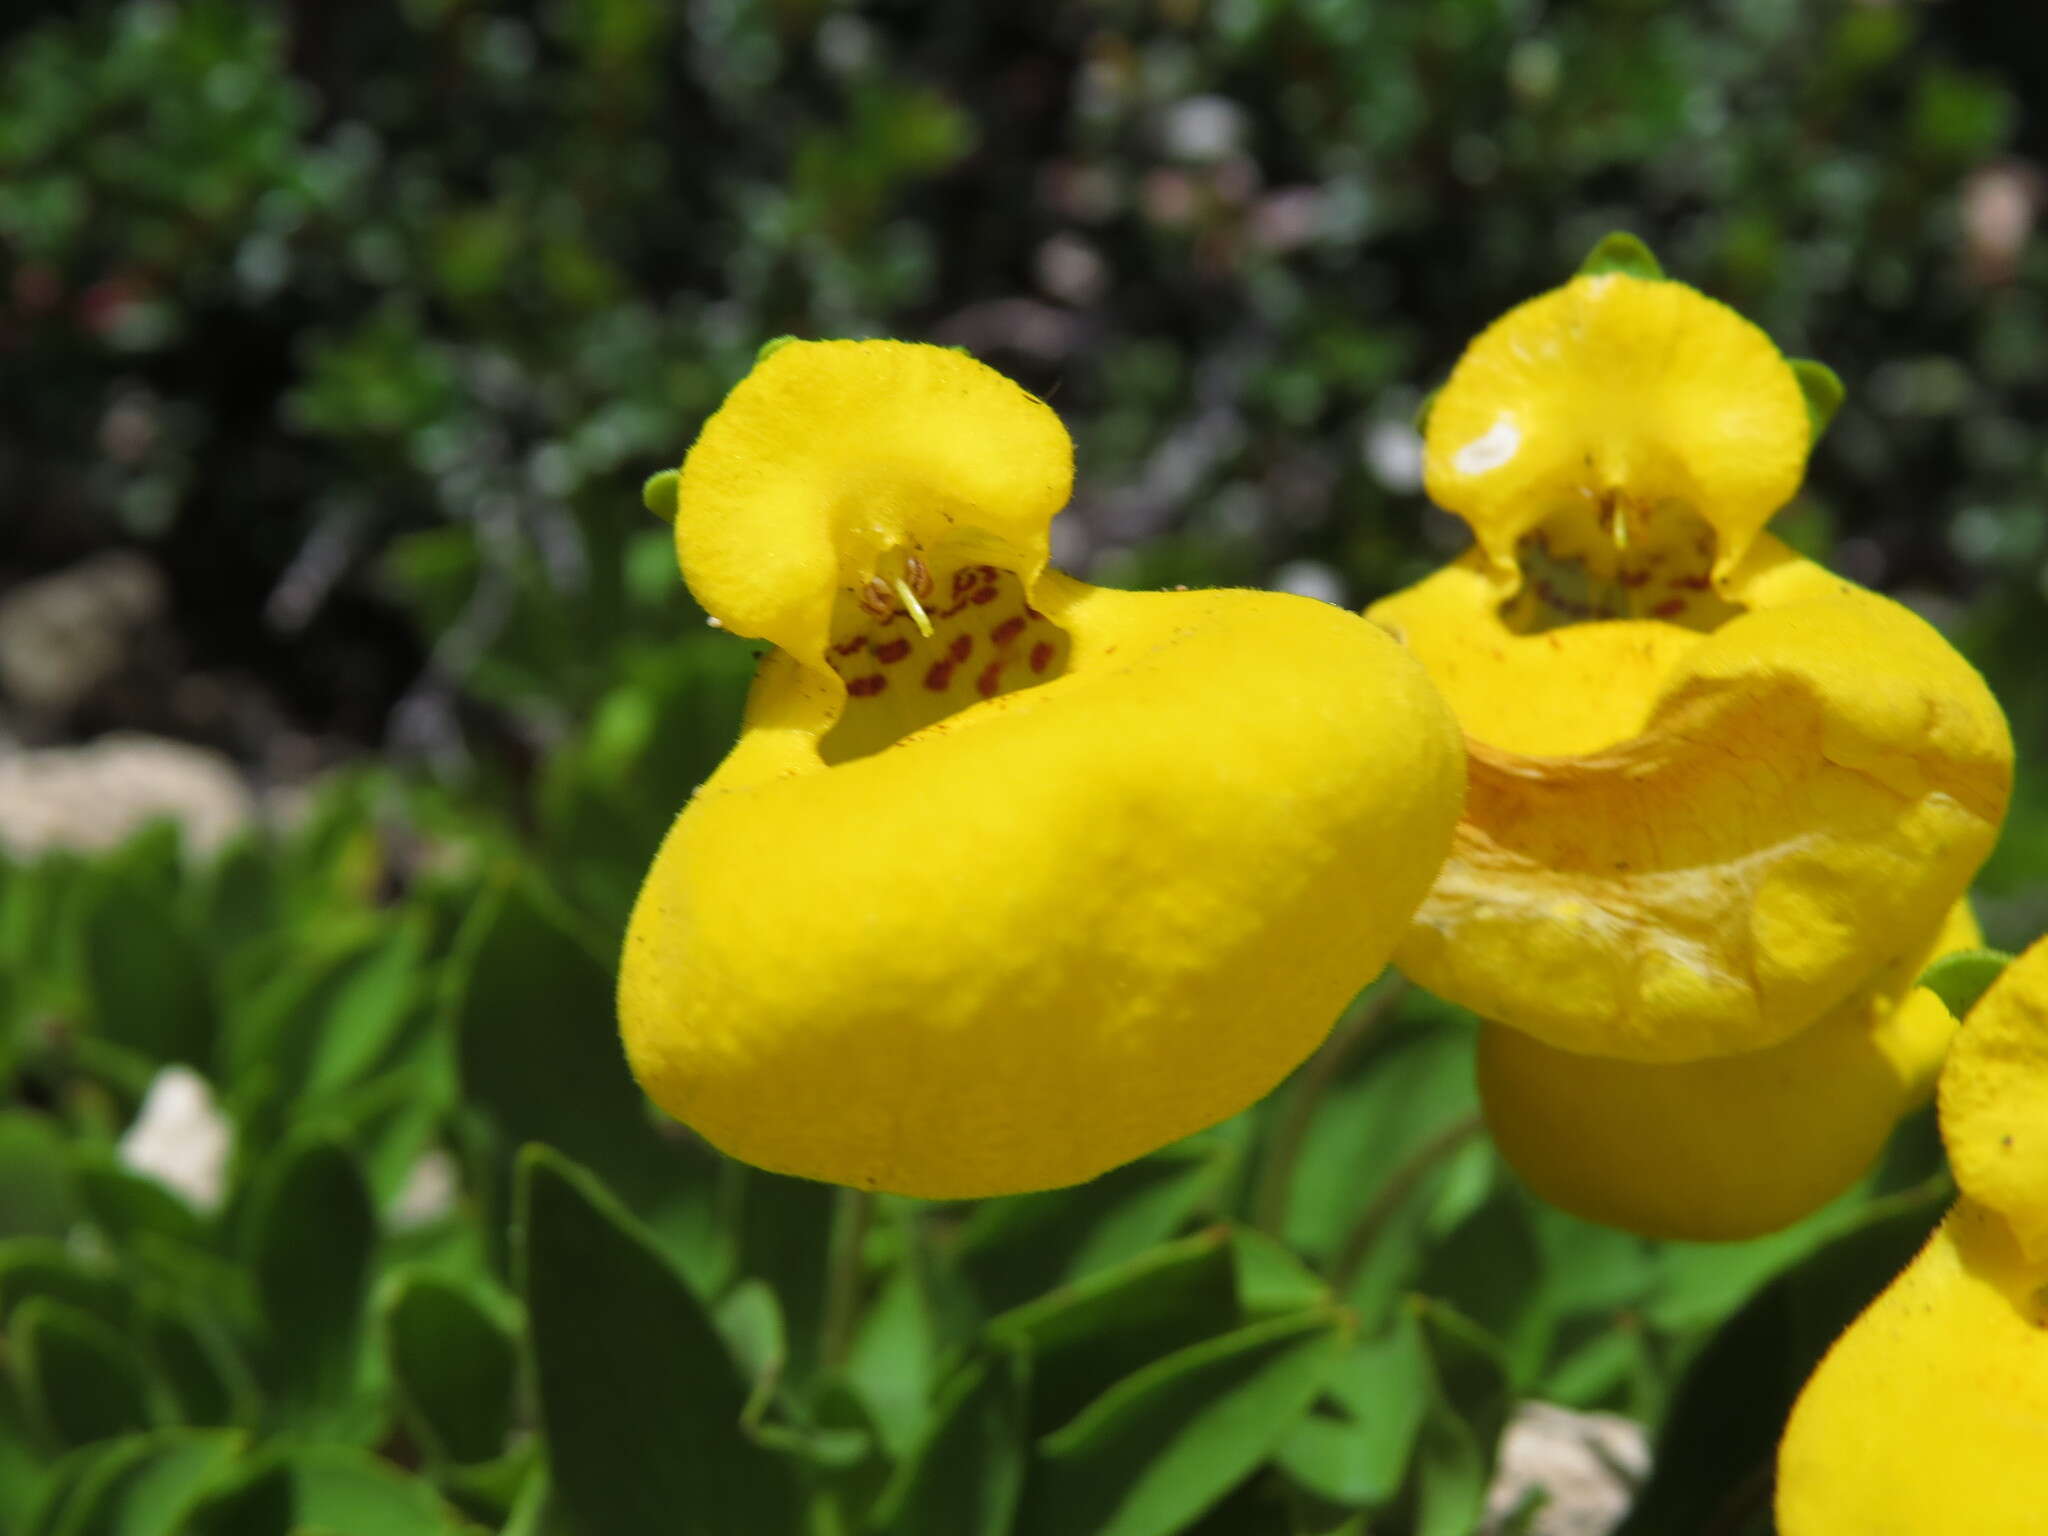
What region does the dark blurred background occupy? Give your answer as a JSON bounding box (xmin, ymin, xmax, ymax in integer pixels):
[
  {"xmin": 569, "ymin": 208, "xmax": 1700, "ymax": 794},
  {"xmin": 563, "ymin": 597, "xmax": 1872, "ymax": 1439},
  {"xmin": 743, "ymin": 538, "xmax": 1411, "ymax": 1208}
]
[{"xmin": 2, "ymin": 0, "xmax": 2043, "ymax": 933}]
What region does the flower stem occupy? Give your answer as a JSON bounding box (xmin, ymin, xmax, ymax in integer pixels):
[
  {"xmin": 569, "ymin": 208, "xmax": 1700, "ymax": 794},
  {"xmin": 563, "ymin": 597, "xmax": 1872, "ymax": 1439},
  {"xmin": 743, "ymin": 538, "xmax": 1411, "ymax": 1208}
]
[
  {"xmin": 1252, "ymin": 975, "xmax": 1409, "ymax": 1237},
  {"xmin": 1330, "ymin": 1111, "xmax": 1485, "ymax": 1292},
  {"xmin": 819, "ymin": 1187, "xmax": 873, "ymax": 1373}
]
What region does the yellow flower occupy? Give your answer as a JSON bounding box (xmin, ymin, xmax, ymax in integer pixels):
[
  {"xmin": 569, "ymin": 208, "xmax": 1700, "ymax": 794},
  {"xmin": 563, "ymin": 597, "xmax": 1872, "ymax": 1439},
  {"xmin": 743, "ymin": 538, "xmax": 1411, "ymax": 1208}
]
[
  {"xmin": 618, "ymin": 339, "xmax": 1464, "ymax": 1198},
  {"xmin": 1477, "ymin": 901, "xmax": 1980, "ymax": 1241},
  {"xmin": 1371, "ymin": 254, "xmax": 2011, "ymax": 1067},
  {"xmin": 1776, "ymin": 937, "xmax": 2048, "ymax": 1534},
  {"xmin": 1363, "ymin": 244, "xmax": 2012, "ymax": 1238}
]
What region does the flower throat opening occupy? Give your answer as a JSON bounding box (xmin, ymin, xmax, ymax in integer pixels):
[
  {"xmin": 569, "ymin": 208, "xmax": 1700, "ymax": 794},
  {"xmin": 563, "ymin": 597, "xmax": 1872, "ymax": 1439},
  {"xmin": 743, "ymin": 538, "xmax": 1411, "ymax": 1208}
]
[
  {"xmin": 820, "ymin": 555, "xmax": 1069, "ymax": 764},
  {"xmin": 1500, "ymin": 490, "xmax": 1741, "ymax": 636}
]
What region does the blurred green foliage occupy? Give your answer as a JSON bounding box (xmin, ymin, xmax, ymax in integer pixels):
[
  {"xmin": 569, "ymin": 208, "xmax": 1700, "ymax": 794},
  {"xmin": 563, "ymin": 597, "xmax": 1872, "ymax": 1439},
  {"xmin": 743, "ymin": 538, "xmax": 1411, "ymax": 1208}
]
[
  {"xmin": 3, "ymin": 1, "xmax": 2045, "ymax": 1532},
  {"xmin": 0, "ymin": 789, "xmax": 1965, "ymax": 1534}
]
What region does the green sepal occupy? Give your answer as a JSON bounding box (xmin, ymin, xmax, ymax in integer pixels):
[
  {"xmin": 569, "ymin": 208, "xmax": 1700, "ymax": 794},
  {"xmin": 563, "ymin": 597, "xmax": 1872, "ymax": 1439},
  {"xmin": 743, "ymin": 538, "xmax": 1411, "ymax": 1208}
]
[
  {"xmin": 1576, "ymin": 231, "xmax": 1664, "ymax": 282},
  {"xmin": 1413, "ymin": 387, "xmax": 1440, "ymax": 436},
  {"xmin": 640, "ymin": 468, "xmax": 678, "ymax": 523},
  {"xmin": 755, "ymin": 334, "xmax": 797, "ymax": 364},
  {"xmin": 1788, "ymin": 358, "xmax": 1846, "ymax": 444},
  {"xmin": 1916, "ymin": 947, "xmax": 2016, "ymax": 1020}
]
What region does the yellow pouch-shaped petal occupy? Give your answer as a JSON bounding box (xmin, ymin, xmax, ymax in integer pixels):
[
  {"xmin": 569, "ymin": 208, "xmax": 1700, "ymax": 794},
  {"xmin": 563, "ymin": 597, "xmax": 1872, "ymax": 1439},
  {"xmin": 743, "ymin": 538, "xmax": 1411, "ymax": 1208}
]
[
  {"xmin": 1776, "ymin": 1198, "xmax": 2048, "ymax": 1535},
  {"xmin": 621, "ymin": 340, "xmax": 1465, "ymax": 1197},
  {"xmin": 1477, "ymin": 903, "xmax": 1979, "ymax": 1241},
  {"xmin": 1939, "ymin": 935, "xmax": 2048, "ymax": 1263},
  {"xmin": 1375, "ymin": 540, "xmax": 2010, "ymax": 1065}
]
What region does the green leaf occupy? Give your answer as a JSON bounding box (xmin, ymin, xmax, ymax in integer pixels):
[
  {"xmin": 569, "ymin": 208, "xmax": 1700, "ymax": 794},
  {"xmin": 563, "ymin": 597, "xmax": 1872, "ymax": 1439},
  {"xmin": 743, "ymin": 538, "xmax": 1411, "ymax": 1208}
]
[
  {"xmin": 47, "ymin": 1429, "xmax": 244, "ymax": 1536},
  {"xmin": 224, "ymin": 915, "xmax": 428, "ymax": 1115},
  {"xmin": 13, "ymin": 1298, "xmax": 154, "ymax": 1448},
  {"xmin": 1575, "ymin": 231, "xmax": 1664, "ymax": 282},
  {"xmin": 0, "ymin": 1239, "xmax": 132, "ymax": 1332},
  {"xmin": 1615, "ymin": 1184, "xmax": 1945, "ymax": 1536},
  {"xmin": 870, "ymin": 1353, "xmax": 1029, "ymax": 1536},
  {"xmin": 74, "ymin": 1157, "xmax": 209, "ymax": 1254},
  {"xmin": 245, "ymin": 1134, "xmax": 376, "ymax": 1437},
  {"xmin": 1227, "ymin": 1229, "xmax": 1331, "ymax": 1319},
  {"xmin": 176, "ymin": 1446, "xmax": 471, "ymax": 1536},
  {"xmin": 1916, "ymin": 946, "xmax": 2015, "ymax": 1020},
  {"xmin": 983, "ymin": 1228, "xmax": 1240, "ymax": 1436},
  {"xmin": 284, "ymin": 1445, "xmax": 473, "ymax": 1534},
  {"xmin": 1272, "ymin": 1323, "xmax": 1429, "ymax": 1510},
  {"xmin": 516, "ymin": 1146, "xmax": 803, "ymax": 1536},
  {"xmin": 712, "ymin": 1278, "xmax": 786, "ymax": 1423},
  {"xmin": 958, "ymin": 1138, "xmax": 1239, "ymax": 1315},
  {"xmin": 1787, "ymin": 359, "xmax": 1846, "ymax": 444},
  {"xmin": 450, "ymin": 878, "xmax": 710, "ymax": 1250},
  {"xmin": 79, "ymin": 874, "xmax": 215, "ymax": 1070},
  {"xmin": 381, "ymin": 1273, "xmax": 517, "ymax": 1465},
  {"xmin": 0, "ymin": 1113, "xmax": 82, "ymax": 1239},
  {"xmin": 137, "ymin": 1302, "xmax": 247, "ymax": 1428},
  {"xmin": 733, "ymin": 1170, "xmax": 836, "ymax": 1382},
  {"xmin": 640, "ymin": 468, "xmax": 679, "ymax": 522},
  {"xmin": 1411, "ymin": 1191, "xmax": 1546, "ymax": 1379},
  {"xmin": 1021, "ymin": 1310, "xmax": 1347, "ymax": 1536},
  {"xmin": 1409, "ymin": 1300, "xmax": 1512, "ymax": 1536}
]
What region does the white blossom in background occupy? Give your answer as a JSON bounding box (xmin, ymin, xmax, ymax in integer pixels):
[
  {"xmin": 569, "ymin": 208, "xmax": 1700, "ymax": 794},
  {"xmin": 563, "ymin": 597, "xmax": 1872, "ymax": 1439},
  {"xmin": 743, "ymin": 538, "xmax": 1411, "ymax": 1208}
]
[
  {"xmin": 118, "ymin": 1065, "xmax": 232, "ymax": 1213},
  {"xmin": 1363, "ymin": 418, "xmax": 1425, "ymax": 494},
  {"xmin": 1158, "ymin": 94, "xmax": 1246, "ymax": 163},
  {"xmin": 1270, "ymin": 559, "xmax": 1348, "ymax": 608},
  {"xmin": 391, "ymin": 1147, "xmax": 461, "ymax": 1231}
]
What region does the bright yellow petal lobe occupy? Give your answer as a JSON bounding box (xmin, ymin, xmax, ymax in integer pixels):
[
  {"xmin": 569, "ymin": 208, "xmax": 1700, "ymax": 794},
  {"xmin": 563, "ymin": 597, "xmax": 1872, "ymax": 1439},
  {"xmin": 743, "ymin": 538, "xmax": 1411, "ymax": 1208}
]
[
  {"xmin": 1423, "ymin": 271, "xmax": 1810, "ymax": 591},
  {"xmin": 1776, "ymin": 1199, "xmax": 2048, "ymax": 1535},
  {"xmin": 1477, "ymin": 903, "xmax": 1979, "ymax": 1241},
  {"xmin": 1940, "ymin": 935, "xmax": 2048, "ymax": 1263},
  {"xmin": 673, "ymin": 339, "xmax": 1071, "ymax": 670},
  {"xmin": 622, "ymin": 343, "xmax": 1466, "ymax": 1197},
  {"xmin": 1373, "ymin": 537, "xmax": 2011, "ymax": 1064}
]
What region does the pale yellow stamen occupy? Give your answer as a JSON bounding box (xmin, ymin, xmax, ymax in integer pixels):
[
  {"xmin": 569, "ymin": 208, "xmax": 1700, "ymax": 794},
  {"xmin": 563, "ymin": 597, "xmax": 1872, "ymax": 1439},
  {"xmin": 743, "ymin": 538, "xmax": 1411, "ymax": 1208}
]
[{"xmin": 894, "ymin": 578, "xmax": 935, "ymax": 638}]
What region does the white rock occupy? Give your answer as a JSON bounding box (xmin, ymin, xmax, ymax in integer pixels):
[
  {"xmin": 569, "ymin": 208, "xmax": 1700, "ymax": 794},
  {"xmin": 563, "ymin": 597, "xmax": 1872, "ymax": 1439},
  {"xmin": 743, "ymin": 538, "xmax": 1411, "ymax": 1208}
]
[
  {"xmin": 0, "ymin": 733, "xmax": 253, "ymax": 859},
  {"xmin": 1486, "ymin": 1401, "xmax": 1650, "ymax": 1536}
]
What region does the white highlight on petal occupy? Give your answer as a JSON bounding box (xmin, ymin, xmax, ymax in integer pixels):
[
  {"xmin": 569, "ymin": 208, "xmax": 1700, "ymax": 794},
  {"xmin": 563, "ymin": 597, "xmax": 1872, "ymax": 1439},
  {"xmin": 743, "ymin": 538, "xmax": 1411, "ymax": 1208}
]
[
  {"xmin": 119, "ymin": 1065, "xmax": 232, "ymax": 1213},
  {"xmin": 1452, "ymin": 415, "xmax": 1522, "ymax": 476}
]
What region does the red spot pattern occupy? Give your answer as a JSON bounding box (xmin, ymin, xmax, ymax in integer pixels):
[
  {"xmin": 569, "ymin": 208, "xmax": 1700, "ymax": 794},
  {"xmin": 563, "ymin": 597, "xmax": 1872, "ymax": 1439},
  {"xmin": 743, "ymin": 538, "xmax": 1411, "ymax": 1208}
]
[
  {"xmin": 1650, "ymin": 597, "xmax": 1686, "ymax": 619},
  {"xmin": 1029, "ymin": 641, "xmax": 1054, "ymax": 673},
  {"xmin": 847, "ymin": 674, "xmax": 887, "ymax": 697},
  {"xmin": 923, "ymin": 661, "xmax": 954, "ymax": 691},
  {"xmin": 875, "ymin": 638, "xmax": 912, "ymax": 665},
  {"xmin": 971, "ymin": 585, "xmax": 998, "ymax": 605},
  {"xmin": 976, "ymin": 662, "xmax": 1004, "ymax": 697},
  {"xmin": 832, "ymin": 634, "xmax": 867, "ymax": 655},
  {"xmin": 991, "ymin": 615, "xmax": 1026, "ymax": 647},
  {"xmin": 948, "ymin": 634, "xmax": 973, "ymax": 662}
]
